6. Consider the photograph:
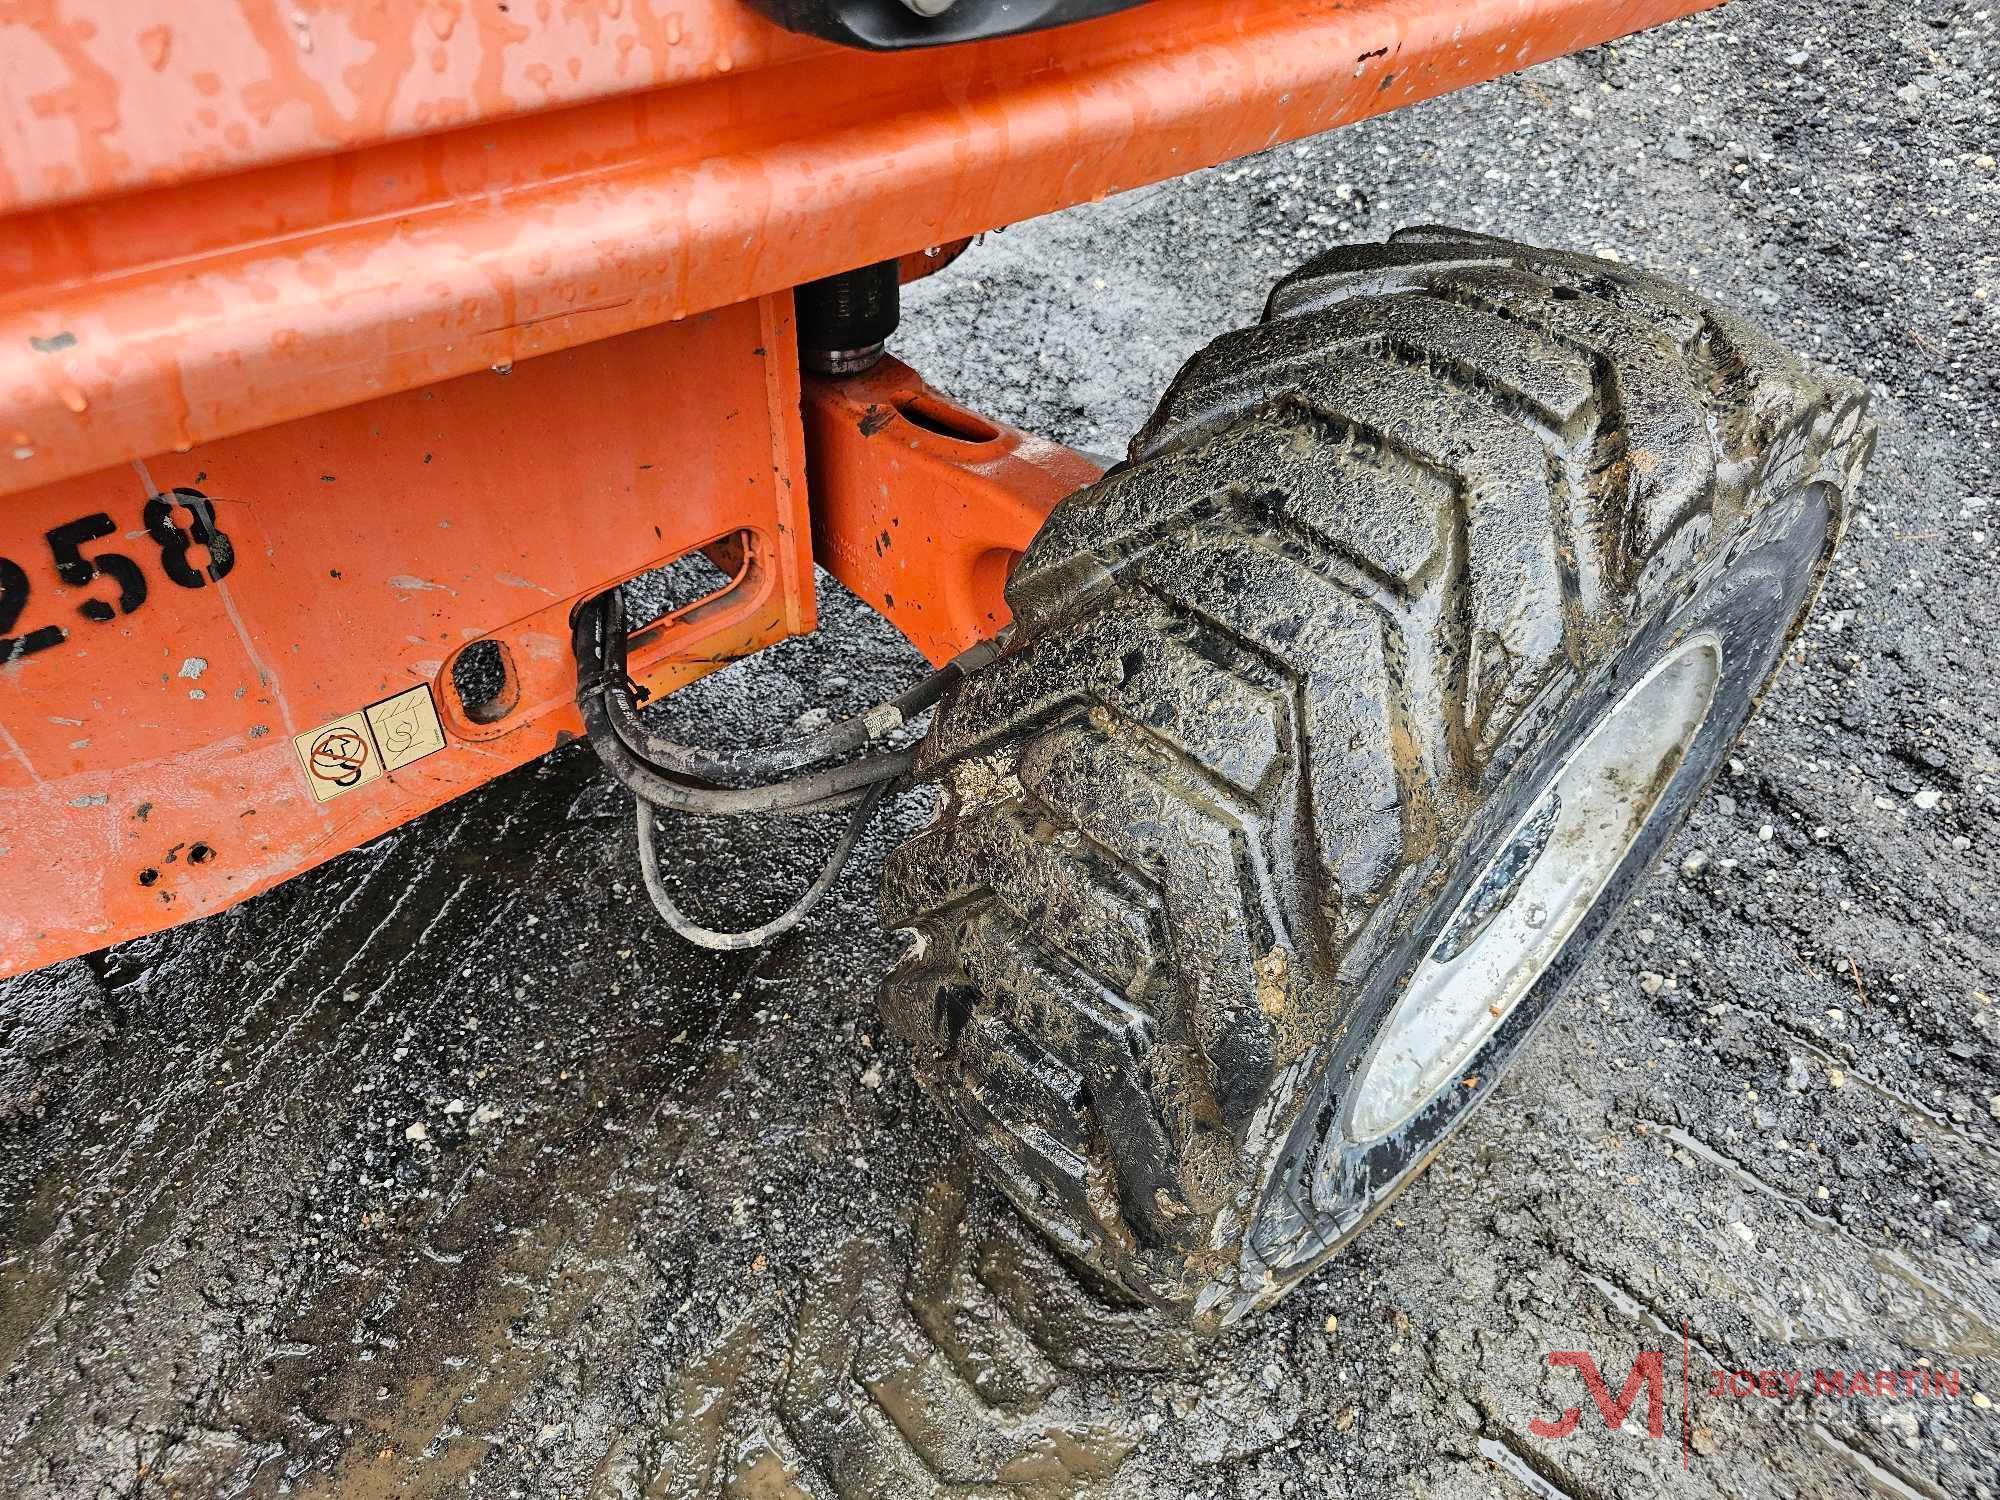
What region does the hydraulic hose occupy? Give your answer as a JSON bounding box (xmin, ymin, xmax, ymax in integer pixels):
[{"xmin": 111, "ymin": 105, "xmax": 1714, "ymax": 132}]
[
  {"xmin": 573, "ymin": 591, "xmax": 916, "ymax": 816},
  {"xmin": 633, "ymin": 781, "xmax": 888, "ymax": 951},
  {"xmin": 570, "ymin": 585, "xmax": 984, "ymax": 947},
  {"xmin": 576, "ymin": 588, "xmax": 995, "ymax": 789}
]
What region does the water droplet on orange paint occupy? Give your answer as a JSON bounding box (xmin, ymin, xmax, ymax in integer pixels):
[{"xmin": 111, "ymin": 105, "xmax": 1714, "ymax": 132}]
[
  {"xmin": 663, "ymin": 13, "xmax": 683, "ymax": 44},
  {"xmin": 59, "ymin": 386, "xmax": 87, "ymax": 414},
  {"xmin": 428, "ymin": 3, "xmax": 458, "ymax": 40},
  {"xmin": 140, "ymin": 26, "xmax": 172, "ymax": 70}
]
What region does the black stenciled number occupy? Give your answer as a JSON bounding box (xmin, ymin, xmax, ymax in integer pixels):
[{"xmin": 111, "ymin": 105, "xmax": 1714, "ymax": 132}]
[
  {"xmin": 0, "ymin": 556, "xmax": 67, "ymax": 664},
  {"xmin": 5, "ymin": 489, "xmax": 238, "ymax": 667},
  {"xmin": 46, "ymin": 512, "xmax": 148, "ymax": 623},
  {"xmin": 144, "ymin": 487, "xmax": 235, "ymax": 589}
]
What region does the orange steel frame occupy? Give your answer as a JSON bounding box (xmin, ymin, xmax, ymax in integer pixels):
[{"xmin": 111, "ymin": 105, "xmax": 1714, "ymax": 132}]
[
  {"xmin": 0, "ymin": 0, "xmax": 1718, "ymax": 975},
  {"xmin": 804, "ymin": 359, "xmax": 1104, "ymax": 666}
]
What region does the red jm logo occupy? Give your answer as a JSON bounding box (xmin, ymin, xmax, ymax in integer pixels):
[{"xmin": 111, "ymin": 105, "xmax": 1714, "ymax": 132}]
[{"xmin": 1530, "ymin": 1351, "xmax": 1668, "ymax": 1440}]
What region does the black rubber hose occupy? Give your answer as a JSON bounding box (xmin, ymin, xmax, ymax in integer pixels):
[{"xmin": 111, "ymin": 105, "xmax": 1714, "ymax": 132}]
[
  {"xmin": 570, "ymin": 586, "xmax": 979, "ymax": 946},
  {"xmin": 578, "ymin": 675, "xmax": 905, "ymax": 816},
  {"xmin": 572, "ymin": 592, "xmax": 915, "ymax": 816},
  {"xmin": 632, "ymin": 780, "xmax": 888, "ymax": 950},
  {"xmin": 577, "ymin": 589, "xmax": 994, "ymax": 785}
]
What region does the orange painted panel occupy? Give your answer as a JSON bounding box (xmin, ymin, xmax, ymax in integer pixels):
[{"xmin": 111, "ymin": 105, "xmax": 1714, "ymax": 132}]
[
  {"xmin": 0, "ymin": 0, "xmax": 1721, "ymax": 502},
  {"xmin": 0, "ymin": 293, "xmax": 812, "ymax": 976},
  {"xmin": 0, "ymin": 0, "xmax": 817, "ymax": 215}
]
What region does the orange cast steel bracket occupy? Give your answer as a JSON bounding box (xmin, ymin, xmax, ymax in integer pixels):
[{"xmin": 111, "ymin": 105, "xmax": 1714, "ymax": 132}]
[{"xmin": 804, "ymin": 360, "xmax": 1104, "ymax": 666}]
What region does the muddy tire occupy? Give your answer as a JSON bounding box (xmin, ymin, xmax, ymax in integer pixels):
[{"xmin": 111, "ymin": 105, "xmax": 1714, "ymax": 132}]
[{"xmin": 879, "ymin": 228, "xmax": 1875, "ymax": 1327}]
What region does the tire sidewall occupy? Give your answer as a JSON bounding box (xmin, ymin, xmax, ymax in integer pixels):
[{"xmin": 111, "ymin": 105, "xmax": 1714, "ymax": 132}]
[{"xmin": 1249, "ymin": 475, "xmax": 1842, "ymax": 1287}]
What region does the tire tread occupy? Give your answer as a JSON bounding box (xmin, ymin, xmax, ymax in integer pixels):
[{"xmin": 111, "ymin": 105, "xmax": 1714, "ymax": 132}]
[{"xmin": 881, "ymin": 230, "xmax": 1875, "ymax": 1318}]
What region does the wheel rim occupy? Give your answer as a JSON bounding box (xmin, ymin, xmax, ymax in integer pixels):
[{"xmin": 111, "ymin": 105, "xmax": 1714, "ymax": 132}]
[{"xmin": 1346, "ymin": 635, "xmax": 1724, "ymax": 1141}]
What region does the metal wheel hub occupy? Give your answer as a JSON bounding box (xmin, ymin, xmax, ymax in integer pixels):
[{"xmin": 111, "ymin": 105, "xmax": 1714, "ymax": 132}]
[{"xmin": 1347, "ymin": 636, "xmax": 1724, "ymax": 1141}]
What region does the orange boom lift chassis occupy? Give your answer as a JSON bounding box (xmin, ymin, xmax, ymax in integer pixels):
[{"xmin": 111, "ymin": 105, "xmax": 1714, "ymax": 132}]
[{"xmin": 0, "ymin": 0, "xmax": 1715, "ymax": 975}]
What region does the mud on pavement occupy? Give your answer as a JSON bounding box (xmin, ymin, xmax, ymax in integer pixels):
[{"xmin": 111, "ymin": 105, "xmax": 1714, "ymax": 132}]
[{"xmin": 4, "ymin": 3, "xmax": 1999, "ymax": 1497}]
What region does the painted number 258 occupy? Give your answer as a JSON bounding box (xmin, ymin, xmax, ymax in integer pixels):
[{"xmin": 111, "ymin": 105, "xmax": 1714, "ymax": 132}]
[{"xmin": 0, "ymin": 488, "xmax": 234, "ymax": 666}]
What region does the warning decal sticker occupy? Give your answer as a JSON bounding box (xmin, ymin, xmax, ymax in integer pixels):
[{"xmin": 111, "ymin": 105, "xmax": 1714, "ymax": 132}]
[
  {"xmin": 367, "ymin": 684, "xmax": 447, "ymax": 772},
  {"xmin": 293, "ymin": 684, "xmax": 447, "ymax": 802}
]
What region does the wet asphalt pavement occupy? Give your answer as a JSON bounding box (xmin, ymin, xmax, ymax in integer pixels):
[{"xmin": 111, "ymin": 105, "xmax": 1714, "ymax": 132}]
[{"xmin": 4, "ymin": 2, "xmax": 1999, "ymax": 1497}]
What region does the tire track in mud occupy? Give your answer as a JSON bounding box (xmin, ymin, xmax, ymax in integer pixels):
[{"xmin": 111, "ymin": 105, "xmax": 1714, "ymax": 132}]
[
  {"xmin": 0, "ymin": 765, "xmax": 728, "ymax": 1496},
  {"xmin": 20, "ymin": 816, "xmax": 467, "ymax": 1274},
  {"xmin": 649, "ymin": 1165, "xmax": 1199, "ymax": 1499},
  {"xmin": 625, "ymin": 1154, "xmax": 1346, "ymax": 1500},
  {"xmin": 205, "ymin": 783, "xmax": 766, "ymax": 1496},
  {"xmin": 0, "ymin": 824, "xmax": 480, "ymax": 1488}
]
